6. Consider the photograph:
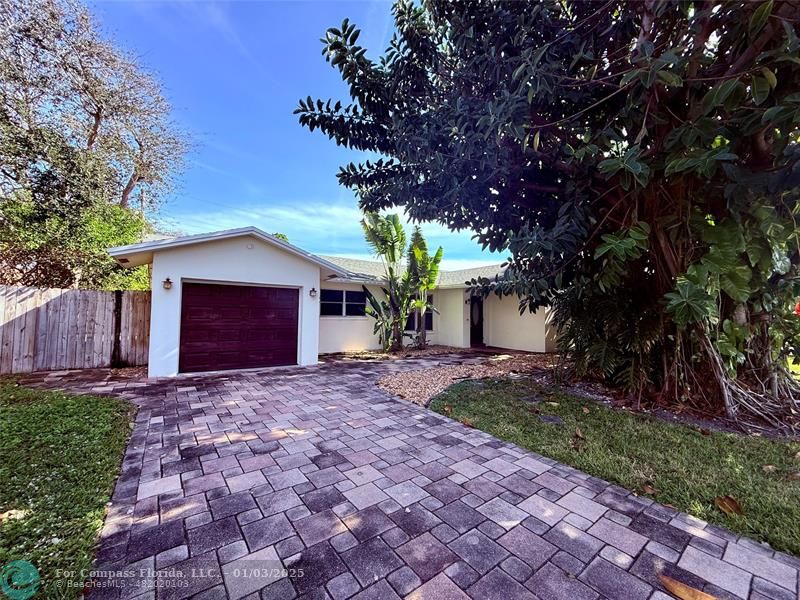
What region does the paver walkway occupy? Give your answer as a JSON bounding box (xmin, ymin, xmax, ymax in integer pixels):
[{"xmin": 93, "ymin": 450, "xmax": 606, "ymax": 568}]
[{"xmin": 20, "ymin": 355, "xmax": 799, "ymax": 600}]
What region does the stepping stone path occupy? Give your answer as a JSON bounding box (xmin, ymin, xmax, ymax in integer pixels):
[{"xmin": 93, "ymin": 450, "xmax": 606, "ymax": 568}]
[{"xmin": 19, "ymin": 354, "xmax": 799, "ymax": 600}]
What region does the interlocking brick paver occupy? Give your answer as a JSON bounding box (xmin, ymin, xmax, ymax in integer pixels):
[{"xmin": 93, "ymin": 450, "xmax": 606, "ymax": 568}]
[
  {"xmin": 386, "ymin": 565, "xmax": 421, "ymax": 596},
  {"xmin": 128, "ymin": 520, "xmax": 186, "ymax": 562},
  {"xmin": 587, "ymin": 517, "xmax": 648, "ymax": 556},
  {"xmin": 384, "ymin": 480, "xmax": 428, "ymax": 507},
  {"xmin": 256, "ymin": 488, "xmax": 302, "ymax": 516},
  {"xmin": 463, "ymin": 476, "xmax": 505, "ymax": 500},
  {"xmin": 629, "ymin": 550, "xmax": 706, "ymax": 591},
  {"xmin": 210, "ymin": 491, "xmax": 257, "ymax": 520},
  {"xmin": 326, "ymin": 571, "xmax": 360, "ymax": 600},
  {"xmin": 499, "ymin": 473, "xmax": 541, "ymax": 498},
  {"xmin": 500, "ymin": 555, "xmax": 532, "ymax": 582},
  {"xmin": 184, "ymin": 472, "xmax": 227, "ymax": 496},
  {"xmin": 226, "ymin": 470, "xmax": 266, "ymax": 493},
  {"xmin": 526, "ymin": 562, "xmax": 598, "ymax": 600},
  {"xmin": 241, "ymin": 513, "xmax": 294, "ymax": 551},
  {"xmin": 498, "ymin": 525, "xmax": 557, "ymax": 570},
  {"xmin": 468, "ymin": 567, "xmax": 538, "ymax": 600},
  {"xmin": 477, "ymin": 497, "xmax": 528, "ymax": 530},
  {"xmin": 290, "ymin": 541, "xmax": 348, "ymax": 596},
  {"xmin": 218, "ymin": 540, "xmax": 249, "ymax": 564},
  {"xmin": 514, "ymin": 456, "xmax": 551, "ymax": 475},
  {"xmin": 260, "ymin": 577, "xmax": 297, "ymax": 600},
  {"xmin": 724, "ymin": 543, "xmax": 797, "ymax": 592},
  {"xmin": 389, "ymin": 504, "xmax": 442, "ymax": 537},
  {"xmin": 267, "ymin": 467, "xmax": 308, "ymax": 490},
  {"xmin": 301, "ymin": 486, "xmax": 348, "ymax": 513},
  {"xmin": 629, "ymin": 513, "xmax": 689, "ymax": 551},
  {"xmin": 544, "ymin": 521, "xmax": 604, "ymax": 563},
  {"xmin": 341, "ymin": 536, "xmax": 404, "ymax": 586},
  {"xmin": 444, "ymin": 561, "xmax": 480, "ymax": 589},
  {"xmin": 424, "ymin": 478, "xmax": 467, "ymax": 504},
  {"xmin": 406, "ymin": 573, "xmax": 469, "ymax": 599},
  {"xmin": 28, "ymin": 355, "xmax": 791, "ymax": 600},
  {"xmin": 482, "ymin": 457, "xmax": 520, "ymax": 476},
  {"xmin": 342, "ymin": 505, "xmax": 395, "ymax": 542},
  {"xmin": 137, "ymin": 474, "xmax": 182, "ymax": 500},
  {"xmin": 752, "ymin": 576, "xmax": 797, "ymax": 600},
  {"xmin": 221, "ymin": 545, "xmax": 283, "ymax": 600},
  {"xmin": 396, "ymin": 531, "xmax": 458, "ymax": 582},
  {"xmin": 187, "ymin": 516, "xmax": 243, "ymax": 556},
  {"xmin": 449, "ymin": 459, "xmax": 488, "ymax": 479},
  {"xmin": 678, "ymin": 546, "xmax": 752, "ymax": 598},
  {"xmin": 343, "ymin": 482, "xmax": 389, "ymax": 509},
  {"xmin": 415, "ymin": 461, "xmax": 454, "ymax": 482},
  {"xmin": 343, "ymin": 465, "xmax": 383, "ymax": 486},
  {"xmin": 435, "ymin": 500, "xmax": 485, "ymax": 534},
  {"xmin": 579, "ymin": 557, "xmax": 652, "ymax": 600},
  {"xmin": 517, "ymin": 494, "xmax": 568, "ymax": 526},
  {"xmin": 556, "ymin": 490, "xmax": 607, "ymax": 522},
  {"xmin": 449, "ymin": 529, "xmax": 508, "ymax": 574},
  {"xmin": 599, "ymin": 544, "xmax": 633, "ymax": 569}
]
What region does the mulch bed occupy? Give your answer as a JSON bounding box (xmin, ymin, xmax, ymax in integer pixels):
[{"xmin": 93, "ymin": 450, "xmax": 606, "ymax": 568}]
[{"xmin": 377, "ymin": 351, "xmax": 560, "ymax": 405}]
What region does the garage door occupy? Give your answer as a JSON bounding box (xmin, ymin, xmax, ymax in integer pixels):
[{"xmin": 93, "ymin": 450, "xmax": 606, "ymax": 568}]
[{"xmin": 179, "ymin": 282, "xmax": 299, "ymax": 373}]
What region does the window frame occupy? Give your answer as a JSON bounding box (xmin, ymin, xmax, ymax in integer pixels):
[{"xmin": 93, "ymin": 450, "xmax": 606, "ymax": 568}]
[
  {"xmin": 405, "ymin": 294, "xmax": 435, "ymax": 332},
  {"xmin": 319, "ymin": 288, "xmax": 367, "ymax": 318}
]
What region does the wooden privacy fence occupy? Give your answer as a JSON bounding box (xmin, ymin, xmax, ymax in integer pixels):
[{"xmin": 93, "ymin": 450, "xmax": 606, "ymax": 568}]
[{"xmin": 0, "ymin": 285, "xmax": 151, "ymax": 374}]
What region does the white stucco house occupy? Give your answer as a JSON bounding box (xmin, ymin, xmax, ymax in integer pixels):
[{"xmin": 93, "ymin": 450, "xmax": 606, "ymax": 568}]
[{"xmin": 108, "ymin": 227, "xmax": 555, "ymax": 377}]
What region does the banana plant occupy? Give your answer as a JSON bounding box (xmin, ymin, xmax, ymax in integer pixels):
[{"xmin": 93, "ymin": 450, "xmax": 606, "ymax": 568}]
[
  {"xmin": 361, "ymin": 212, "xmax": 412, "ymax": 351},
  {"xmin": 407, "ymin": 227, "xmax": 443, "ymax": 348}
]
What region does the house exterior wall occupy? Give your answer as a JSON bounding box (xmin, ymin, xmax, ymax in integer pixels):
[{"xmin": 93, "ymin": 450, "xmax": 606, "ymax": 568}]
[
  {"xmin": 148, "ymin": 236, "xmax": 321, "ymax": 377},
  {"xmin": 317, "ymin": 284, "xmax": 470, "ymax": 353},
  {"xmin": 318, "ymin": 282, "xmax": 383, "ymax": 354},
  {"xmin": 483, "ymin": 294, "xmax": 551, "ymax": 353},
  {"xmin": 433, "ymin": 288, "xmax": 470, "ymax": 348}
]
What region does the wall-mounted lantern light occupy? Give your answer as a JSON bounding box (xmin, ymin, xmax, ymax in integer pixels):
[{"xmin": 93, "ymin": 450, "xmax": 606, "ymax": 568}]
[
  {"xmin": 309, "ymin": 287, "xmax": 318, "ymax": 298},
  {"xmin": 162, "ymin": 277, "xmax": 173, "ymax": 290}
]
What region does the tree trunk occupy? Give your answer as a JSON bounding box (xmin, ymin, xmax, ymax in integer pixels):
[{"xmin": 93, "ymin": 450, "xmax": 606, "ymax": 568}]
[
  {"xmin": 390, "ymin": 320, "xmax": 404, "ymax": 352},
  {"xmin": 87, "ymin": 106, "xmax": 102, "ymax": 149},
  {"xmin": 120, "ymin": 171, "xmax": 140, "ymax": 208}
]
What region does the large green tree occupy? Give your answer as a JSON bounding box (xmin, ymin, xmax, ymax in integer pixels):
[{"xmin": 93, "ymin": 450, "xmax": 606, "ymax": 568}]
[
  {"xmin": 0, "ymin": 0, "xmax": 188, "ymax": 289},
  {"xmin": 298, "ymin": 1, "xmax": 800, "ymax": 428}
]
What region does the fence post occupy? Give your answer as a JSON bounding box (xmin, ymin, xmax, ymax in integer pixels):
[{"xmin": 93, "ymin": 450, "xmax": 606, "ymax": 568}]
[{"xmin": 111, "ymin": 290, "xmax": 123, "ymax": 368}]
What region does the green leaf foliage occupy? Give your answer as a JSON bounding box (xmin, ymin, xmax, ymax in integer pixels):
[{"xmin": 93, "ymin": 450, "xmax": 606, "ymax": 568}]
[{"xmin": 300, "ymin": 0, "xmax": 800, "ymax": 416}]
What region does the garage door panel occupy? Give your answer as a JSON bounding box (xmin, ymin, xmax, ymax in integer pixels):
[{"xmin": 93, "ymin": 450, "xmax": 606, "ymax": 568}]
[{"xmin": 179, "ymin": 282, "xmax": 299, "ymax": 373}]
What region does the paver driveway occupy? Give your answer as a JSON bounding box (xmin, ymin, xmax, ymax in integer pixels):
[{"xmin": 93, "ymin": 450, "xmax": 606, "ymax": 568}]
[{"xmin": 21, "ymin": 356, "xmax": 799, "ymax": 600}]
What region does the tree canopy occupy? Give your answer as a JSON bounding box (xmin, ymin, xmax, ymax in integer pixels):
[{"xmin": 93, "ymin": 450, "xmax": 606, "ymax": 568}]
[
  {"xmin": 298, "ymin": 0, "xmax": 800, "ymax": 428},
  {"xmin": 0, "ymin": 0, "xmax": 189, "ymax": 289}
]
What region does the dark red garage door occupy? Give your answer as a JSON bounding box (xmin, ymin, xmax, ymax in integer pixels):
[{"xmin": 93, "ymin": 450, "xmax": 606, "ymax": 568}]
[{"xmin": 179, "ymin": 282, "xmax": 299, "ymax": 373}]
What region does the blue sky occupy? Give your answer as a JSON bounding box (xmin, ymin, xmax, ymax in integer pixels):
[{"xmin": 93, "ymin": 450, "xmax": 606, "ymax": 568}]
[{"xmin": 90, "ymin": 0, "xmax": 502, "ymax": 269}]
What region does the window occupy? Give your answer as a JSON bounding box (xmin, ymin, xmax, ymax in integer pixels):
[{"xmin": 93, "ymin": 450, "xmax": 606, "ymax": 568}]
[
  {"xmin": 405, "ymin": 295, "xmax": 434, "ymax": 331},
  {"xmin": 345, "ymin": 290, "xmax": 366, "ymax": 316},
  {"xmin": 320, "ymin": 289, "xmax": 343, "ymax": 316},
  {"xmin": 320, "ymin": 289, "xmax": 366, "ymax": 317}
]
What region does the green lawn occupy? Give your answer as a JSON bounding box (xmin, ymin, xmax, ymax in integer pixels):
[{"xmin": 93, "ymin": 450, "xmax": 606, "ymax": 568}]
[
  {"xmin": 430, "ymin": 378, "xmax": 800, "ymax": 556},
  {"xmin": 0, "ymin": 382, "xmax": 133, "ymax": 599}
]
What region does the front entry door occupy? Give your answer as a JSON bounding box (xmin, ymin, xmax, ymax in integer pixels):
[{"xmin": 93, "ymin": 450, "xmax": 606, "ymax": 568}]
[{"xmin": 470, "ymin": 296, "xmax": 484, "ymax": 346}]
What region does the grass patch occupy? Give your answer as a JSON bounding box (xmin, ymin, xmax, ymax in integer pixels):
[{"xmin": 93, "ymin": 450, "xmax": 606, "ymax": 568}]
[
  {"xmin": 430, "ymin": 378, "xmax": 800, "ymax": 556},
  {"xmin": 0, "ymin": 382, "xmax": 133, "ymax": 598}
]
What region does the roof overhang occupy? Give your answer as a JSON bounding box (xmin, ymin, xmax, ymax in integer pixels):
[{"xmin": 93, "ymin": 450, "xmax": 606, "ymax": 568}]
[{"xmin": 107, "ymin": 226, "xmax": 351, "ymax": 276}]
